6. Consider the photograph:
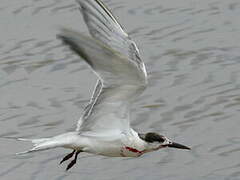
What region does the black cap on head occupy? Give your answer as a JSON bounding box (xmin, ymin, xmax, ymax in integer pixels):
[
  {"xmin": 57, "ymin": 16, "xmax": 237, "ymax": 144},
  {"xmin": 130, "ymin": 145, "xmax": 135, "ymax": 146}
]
[{"xmin": 139, "ymin": 132, "xmax": 165, "ymax": 143}]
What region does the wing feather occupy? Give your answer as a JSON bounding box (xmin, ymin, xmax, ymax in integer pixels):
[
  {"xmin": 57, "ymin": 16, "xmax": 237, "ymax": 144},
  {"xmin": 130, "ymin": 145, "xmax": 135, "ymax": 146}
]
[
  {"xmin": 76, "ymin": 0, "xmax": 145, "ymax": 70},
  {"xmin": 58, "ymin": 0, "xmax": 147, "ymax": 135},
  {"xmin": 58, "ymin": 29, "xmax": 146, "ymax": 134}
]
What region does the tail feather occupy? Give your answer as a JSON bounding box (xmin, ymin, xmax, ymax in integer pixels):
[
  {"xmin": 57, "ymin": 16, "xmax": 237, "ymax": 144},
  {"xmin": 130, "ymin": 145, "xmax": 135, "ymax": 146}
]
[
  {"xmin": 2, "ymin": 132, "xmax": 78, "ymax": 155},
  {"xmin": 15, "ymin": 137, "xmax": 55, "ymax": 155}
]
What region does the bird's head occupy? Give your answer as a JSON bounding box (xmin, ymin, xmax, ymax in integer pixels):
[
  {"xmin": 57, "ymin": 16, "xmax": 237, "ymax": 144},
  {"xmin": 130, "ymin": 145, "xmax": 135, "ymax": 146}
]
[{"xmin": 138, "ymin": 132, "xmax": 190, "ymax": 151}]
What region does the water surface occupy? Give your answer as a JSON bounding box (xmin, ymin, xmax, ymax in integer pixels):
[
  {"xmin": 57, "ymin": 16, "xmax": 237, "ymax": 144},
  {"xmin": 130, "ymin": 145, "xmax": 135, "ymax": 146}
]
[{"xmin": 0, "ymin": 0, "xmax": 240, "ymax": 179}]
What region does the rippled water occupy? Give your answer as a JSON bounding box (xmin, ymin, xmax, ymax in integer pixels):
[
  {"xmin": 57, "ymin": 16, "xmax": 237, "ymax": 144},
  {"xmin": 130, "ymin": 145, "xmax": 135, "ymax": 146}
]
[{"xmin": 0, "ymin": 0, "xmax": 240, "ymax": 179}]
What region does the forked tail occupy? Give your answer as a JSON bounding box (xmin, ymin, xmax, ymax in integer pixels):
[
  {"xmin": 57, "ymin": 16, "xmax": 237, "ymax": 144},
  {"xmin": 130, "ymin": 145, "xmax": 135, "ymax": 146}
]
[
  {"xmin": 16, "ymin": 137, "xmax": 58, "ymax": 154},
  {"xmin": 3, "ymin": 132, "xmax": 78, "ymax": 155}
]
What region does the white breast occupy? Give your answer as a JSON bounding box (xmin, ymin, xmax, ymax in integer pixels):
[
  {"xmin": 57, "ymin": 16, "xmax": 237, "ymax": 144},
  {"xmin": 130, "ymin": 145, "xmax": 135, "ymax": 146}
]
[{"xmin": 81, "ymin": 130, "xmax": 148, "ymax": 157}]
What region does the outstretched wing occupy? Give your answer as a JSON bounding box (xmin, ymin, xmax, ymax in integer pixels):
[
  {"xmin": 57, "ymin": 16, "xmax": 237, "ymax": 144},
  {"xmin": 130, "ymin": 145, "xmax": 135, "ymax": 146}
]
[
  {"xmin": 76, "ymin": 0, "xmax": 143, "ymax": 67},
  {"xmin": 58, "ymin": 0, "xmax": 147, "ymax": 136},
  {"xmin": 58, "ymin": 29, "xmax": 147, "ymax": 135}
]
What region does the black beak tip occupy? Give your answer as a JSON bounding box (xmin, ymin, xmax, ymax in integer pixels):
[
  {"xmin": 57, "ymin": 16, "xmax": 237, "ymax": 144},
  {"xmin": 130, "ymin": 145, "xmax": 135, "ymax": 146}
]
[
  {"xmin": 185, "ymin": 146, "xmax": 191, "ymax": 150},
  {"xmin": 168, "ymin": 142, "xmax": 191, "ymax": 150}
]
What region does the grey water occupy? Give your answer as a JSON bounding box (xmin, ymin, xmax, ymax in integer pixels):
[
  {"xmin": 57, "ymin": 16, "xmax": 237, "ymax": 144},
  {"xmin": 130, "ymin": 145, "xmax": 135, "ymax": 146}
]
[{"xmin": 0, "ymin": 0, "xmax": 240, "ymax": 179}]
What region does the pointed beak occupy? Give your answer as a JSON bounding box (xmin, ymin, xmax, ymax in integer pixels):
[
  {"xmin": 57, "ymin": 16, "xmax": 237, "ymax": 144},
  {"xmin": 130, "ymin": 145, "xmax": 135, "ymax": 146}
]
[{"xmin": 168, "ymin": 142, "xmax": 191, "ymax": 150}]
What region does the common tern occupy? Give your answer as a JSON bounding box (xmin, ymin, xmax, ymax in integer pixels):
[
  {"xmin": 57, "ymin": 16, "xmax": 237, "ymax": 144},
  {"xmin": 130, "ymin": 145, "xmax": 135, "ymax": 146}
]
[{"xmin": 15, "ymin": 0, "xmax": 190, "ymax": 171}]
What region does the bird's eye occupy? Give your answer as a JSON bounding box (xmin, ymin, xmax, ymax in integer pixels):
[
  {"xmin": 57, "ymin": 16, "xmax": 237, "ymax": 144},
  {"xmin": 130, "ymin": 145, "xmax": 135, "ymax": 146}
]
[{"xmin": 158, "ymin": 137, "xmax": 165, "ymax": 143}]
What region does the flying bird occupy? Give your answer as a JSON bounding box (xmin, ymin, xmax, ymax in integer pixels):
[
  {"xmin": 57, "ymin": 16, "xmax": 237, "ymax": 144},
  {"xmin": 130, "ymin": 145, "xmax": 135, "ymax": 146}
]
[{"xmin": 16, "ymin": 0, "xmax": 190, "ymax": 171}]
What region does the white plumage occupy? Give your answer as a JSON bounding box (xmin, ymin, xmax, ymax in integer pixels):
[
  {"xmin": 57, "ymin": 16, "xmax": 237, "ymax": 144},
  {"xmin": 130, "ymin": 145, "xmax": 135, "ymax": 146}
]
[{"xmin": 14, "ymin": 0, "xmax": 190, "ymax": 171}]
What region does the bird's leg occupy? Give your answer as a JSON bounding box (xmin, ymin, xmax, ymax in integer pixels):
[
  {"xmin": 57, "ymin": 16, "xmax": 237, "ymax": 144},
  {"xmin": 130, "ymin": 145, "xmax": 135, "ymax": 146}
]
[
  {"xmin": 59, "ymin": 150, "xmax": 76, "ymax": 164},
  {"xmin": 66, "ymin": 150, "xmax": 81, "ymax": 171}
]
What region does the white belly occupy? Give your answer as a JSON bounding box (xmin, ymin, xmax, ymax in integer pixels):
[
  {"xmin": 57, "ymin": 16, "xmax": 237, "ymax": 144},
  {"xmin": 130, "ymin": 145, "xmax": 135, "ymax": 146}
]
[
  {"xmin": 83, "ymin": 138, "xmax": 146, "ymax": 157},
  {"xmin": 79, "ymin": 130, "xmax": 148, "ymax": 157},
  {"xmin": 87, "ymin": 145, "xmax": 145, "ymax": 157}
]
